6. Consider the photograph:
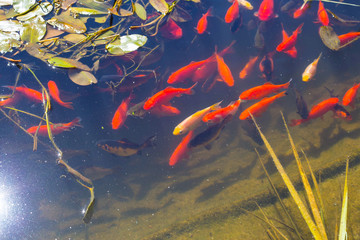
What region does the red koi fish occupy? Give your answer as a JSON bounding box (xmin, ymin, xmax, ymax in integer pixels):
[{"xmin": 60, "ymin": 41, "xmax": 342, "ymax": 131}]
[
  {"xmin": 7, "ymin": 85, "xmax": 43, "ymax": 103},
  {"xmin": 169, "ymin": 130, "xmax": 194, "ymax": 166},
  {"xmin": 276, "ymin": 23, "xmax": 304, "ymax": 53},
  {"xmin": 259, "ymin": 52, "xmax": 275, "ymax": 82},
  {"xmin": 215, "ymin": 52, "xmax": 234, "ymax": 87},
  {"xmin": 317, "ymin": 0, "xmax": 329, "ymax": 26},
  {"xmin": 290, "ymin": 97, "xmax": 339, "ymax": 126},
  {"xmin": 333, "ymin": 104, "xmax": 352, "ymax": 121},
  {"xmin": 203, "ymin": 99, "xmax": 241, "ymax": 124},
  {"xmin": 112, "ymin": 93, "xmax": 134, "ymax": 129},
  {"xmin": 239, "ymin": 56, "xmax": 258, "ymax": 79},
  {"xmin": 167, "ymin": 60, "xmax": 208, "ymax": 84},
  {"xmin": 0, "ymin": 93, "xmax": 21, "ymax": 107},
  {"xmin": 293, "ymin": 2, "xmax": 310, "ymax": 19},
  {"xmin": 143, "ymin": 83, "xmax": 197, "ymax": 110},
  {"xmin": 338, "ymin": 32, "xmax": 360, "ymax": 47},
  {"xmin": 342, "ymin": 83, "xmax": 360, "ymax": 108},
  {"xmin": 197, "ymin": 8, "xmax": 212, "ymax": 34},
  {"xmin": 239, "ymin": 91, "xmax": 287, "ymax": 120},
  {"xmin": 239, "ymin": 79, "xmax": 291, "ymax": 100},
  {"xmin": 255, "ymin": 0, "xmax": 276, "ymax": 21},
  {"xmin": 48, "ymin": 81, "xmax": 73, "ymax": 109},
  {"xmin": 27, "ymin": 117, "xmax": 82, "ymax": 136},
  {"xmin": 150, "ymin": 104, "xmax": 181, "ymax": 117},
  {"xmin": 160, "ymin": 18, "xmax": 182, "ymax": 40},
  {"xmin": 280, "ymin": 23, "xmax": 298, "ymax": 58},
  {"xmin": 225, "ymin": 0, "xmax": 239, "ymax": 23}
]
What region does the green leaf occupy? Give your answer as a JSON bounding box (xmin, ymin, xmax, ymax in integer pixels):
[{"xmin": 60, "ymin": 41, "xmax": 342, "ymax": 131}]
[
  {"xmin": 48, "ymin": 57, "xmax": 91, "ymax": 71},
  {"xmin": 106, "ymin": 34, "xmax": 147, "ymax": 55},
  {"xmin": 13, "ymin": 0, "xmax": 35, "ymax": 13},
  {"xmin": 16, "ymin": 1, "xmax": 53, "ymax": 21},
  {"xmin": 47, "ymin": 11, "xmax": 86, "ymax": 34},
  {"xmin": 68, "ymin": 69, "xmax": 97, "ymax": 86},
  {"xmin": 0, "ymin": 30, "xmax": 20, "ymax": 53},
  {"xmin": 63, "ymin": 33, "xmax": 87, "ymax": 43},
  {"xmin": 20, "ymin": 16, "xmax": 46, "ymax": 43},
  {"xmin": 69, "ymin": 7, "xmax": 107, "ymax": 16},
  {"xmin": 149, "ymin": 0, "xmax": 169, "ymax": 15},
  {"xmin": 134, "ymin": 2, "xmax": 147, "ymax": 20},
  {"xmin": 77, "ymin": 0, "xmax": 111, "ymax": 12}
]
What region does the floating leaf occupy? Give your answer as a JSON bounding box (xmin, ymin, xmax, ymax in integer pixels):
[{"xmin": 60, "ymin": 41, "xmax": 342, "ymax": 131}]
[
  {"xmin": 25, "ymin": 43, "xmax": 55, "ymax": 61},
  {"xmin": 0, "ymin": 20, "xmax": 22, "ymax": 32},
  {"xmin": 61, "ymin": 0, "xmax": 77, "ymax": 10},
  {"xmin": 77, "ymin": 0, "xmax": 111, "ymax": 12},
  {"xmin": 20, "ymin": 16, "xmax": 46, "ymax": 43},
  {"xmin": 319, "ymin": 26, "xmax": 340, "ymax": 51},
  {"xmin": 0, "ymin": 0, "xmax": 13, "ymax": 6},
  {"xmin": 0, "ymin": 30, "xmax": 20, "ymax": 53},
  {"xmin": 94, "ymin": 16, "xmax": 107, "ymax": 24},
  {"xmin": 16, "ymin": 1, "xmax": 53, "ymax": 21},
  {"xmin": 47, "ymin": 11, "xmax": 86, "ymax": 34},
  {"xmin": 48, "ymin": 57, "xmax": 91, "ymax": 71},
  {"xmin": 134, "ymin": 2, "xmax": 147, "ymax": 20},
  {"xmin": 106, "ymin": 34, "xmax": 147, "ymax": 55},
  {"xmin": 93, "ymin": 30, "xmax": 115, "ymax": 46},
  {"xmin": 68, "ymin": 69, "xmax": 97, "ymax": 86},
  {"xmin": 63, "ymin": 33, "xmax": 86, "ymax": 43},
  {"xmin": 69, "ymin": 7, "xmax": 107, "ymax": 16},
  {"xmin": 171, "ymin": 6, "xmax": 192, "ymax": 22},
  {"xmin": 149, "ymin": 0, "xmax": 169, "ymax": 15},
  {"xmin": 13, "ymin": 0, "xmax": 35, "ymax": 13}
]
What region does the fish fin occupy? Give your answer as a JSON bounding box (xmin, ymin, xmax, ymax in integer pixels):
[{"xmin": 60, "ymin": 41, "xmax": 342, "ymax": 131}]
[{"xmin": 205, "ymin": 144, "xmax": 212, "ymax": 150}]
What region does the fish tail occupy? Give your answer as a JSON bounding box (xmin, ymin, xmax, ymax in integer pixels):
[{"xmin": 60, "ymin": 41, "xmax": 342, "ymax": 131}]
[
  {"xmin": 219, "ymin": 40, "xmax": 236, "ymax": 56},
  {"xmin": 207, "ymin": 7, "xmax": 213, "ymax": 17},
  {"xmin": 142, "ymin": 135, "xmax": 156, "ymax": 148},
  {"xmin": 295, "ymin": 23, "xmax": 304, "ymax": 34},
  {"xmin": 210, "ymin": 101, "xmax": 223, "ymax": 110},
  {"xmin": 61, "ymin": 102, "xmax": 74, "ymax": 110},
  {"xmin": 188, "ymin": 82, "xmax": 198, "ymax": 94},
  {"xmin": 70, "ymin": 117, "xmax": 83, "ymax": 128}
]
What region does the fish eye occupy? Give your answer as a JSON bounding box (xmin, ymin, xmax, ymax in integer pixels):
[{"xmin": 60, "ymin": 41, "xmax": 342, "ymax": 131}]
[{"xmin": 179, "ymin": 130, "xmax": 183, "ymax": 134}]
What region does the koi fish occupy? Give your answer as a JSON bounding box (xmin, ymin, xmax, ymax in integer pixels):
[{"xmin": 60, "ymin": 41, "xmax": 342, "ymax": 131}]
[
  {"xmin": 279, "ymin": 23, "xmax": 298, "ymax": 58},
  {"xmin": 112, "ymin": 93, "xmax": 134, "ymax": 130},
  {"xmin": 237, "ymin": 0, "xmax": 253, "ymax": 10},
  {"xmin": 197, "ymin": 8, "xmax": 212, "ymax": 34},
  {"xmin": 239, "ymin": 91, "xmax": 287, "ymax": 120},
  {"xmin": 173, "ymin": 101, "xmax": 222, "ymax": 135},
  {"xmin": 189, "ymin": 115, "xmax": 232, "ymax": 150},
  {"xmin": 293, "ymin": 2, "xmax": 310, "ymax": 19},
  {"xmin": 48, "ymin": 80, "xmax": 73, "ymax": 109},
  {"xmin": 100, "ymin": 72, "xmax": 155, "ymax": 92},
  {"xmin": 318, "ymin": 0, "xmax": 329, "ymax": 26},
  {"xmin": 333, "ymin": 104, "xmax": 352, "ymax": 120},
  {"xmin": 276, "ymin": 23, "xmax": 304, "ymax": 52},
  {"xmin": 215, "ymin": 52, "xmax": 234, "ymax": 87},
  {"xmin": 294, "ymin": 88, "xmax": 309, "ymax": 119},
  {"xmin": 342, "ymin": 82, "xmax": 360, "ymax": 108},
  {"xmin": 127, "ymin": 100, "xmax": 148, "ymax": 119},
  {"xmin": 97, "ymin": 136, "xmax": 155, "ymax": 157},
  {"xmin": 255, "ymin": 0, "xmax": 276, "ymax": 21},
  {"xmin": 259, "ymin": 52, "xmax": 274, "ymax": 81},
  {"xmin": 239, "ymin": 79, "xmax": 291, "ymax": 100},
  {"xmin": 338, "ymin": 32, "xmax": 360, "ymax": 47},
  {"xmin": 160, "ymin": 18, "xmax": 182, "ymax": 40},
  {"xmin": 241, "ymin": 119, "xmax": 264, "ymax": 145},
  {"xmin": 143, "ymin": 83, "xmax": 197, "ymax": 110},
  {"xmin": 27, "ymin": 117, "xmax": 82, "ymax": 136},
  {"xmin": 290, "ymin": 97, "xmax": 339, "ymax": 126},
  {"xmin": 239, "ymin": 56, "xmax": 258, "ymax": 79},
  {"xmin": 302, "ymin": 53, "xmax": 322, "ymax": 82},
  {"xmin": 150, "ymin": 104, "xmax": 181, "ymax": 117},
  {"xmin": 168, "ymin": 60, "xmax": 208, "ymax": 84},
  {"xmin": 7, "ymin": 85, "xmax": 43, "ymax": 103},
  {"xmin": 203, "ymin": 99, "xmax": 241, "ymax": 124},
  {"xmin": 231, "ymin": 15, "xmax": 243, "ymax": 33},
  {"xmin": 169, "ymin": 130, "xmax": 194, "ymax": 166},
  {"xmin": 0, "ymin": 93, "xmax": 21, "ymax": 107},
  {"xmin": 225, "ymin": 0, "xmax": 239, "ymax": 23}
]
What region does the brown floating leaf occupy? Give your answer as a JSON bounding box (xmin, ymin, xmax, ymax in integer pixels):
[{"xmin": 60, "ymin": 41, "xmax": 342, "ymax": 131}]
[
  {"xmin": 68, "ymin": 69, "xmax": 97, "ymax": 86},
  {"xmin": 319, "ymin": 26, "xmax": 340, "ymax": 51},
  {"xmin": 149, "ymin": 0, "xmax": 169, "ymax": 15},
  {"xmin": 47, "ymin": 11, "xmax": 87, "ymax": 34},
  {"xmin": 63, "ymin": 33, "xmax": 86, "ymax": 43},
  {"xmin": 134, "ymin": 2, "xmax": 147, "ymax": 20},
  {"xmin": 170, "ymin": 6, "xmax": 192, "ymax": 22},
  {"xmin": 48, "ymin": 57, "xmax": 91, "ymax": 71}
]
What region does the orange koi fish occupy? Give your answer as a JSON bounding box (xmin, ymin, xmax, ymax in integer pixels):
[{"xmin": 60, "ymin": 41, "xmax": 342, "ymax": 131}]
[
  {"xmin": 342, "ymin": 82, "xmax": 360, "ymax": 108},
  {"xmin": 259, "ymin": 52, "xmax": 275, "ymax": 82},
  {"xmin": 27, "ymin": 117, "xmax": 82, "ymax": 136},
  {"xmin": 239, "ymin": 91, "xmax": 287, "ymax": 120},
  {"xmin": 333, "ymin": 104, "xmax": 352, "ymax": 121},
  {"xmin": 239, "ymin": 56, "xmax": 258, "ymax": 79},
  {"xmin": 169, "ymin": 130, "xmax": 194, "ymax": 166},
  {"xmin": 276, "ymin": 23, "xmax": 304, "ymax": 52},
  {"xmin": 215, "ymin": 53, "xmax": 234, "ymax": 87},
  {"xmin": 197, "ymin": 8, "xmax": 212, "ymax": 34},
  {"xmin": 112, "ymin": 93, "xmax": 134, "ymax": 130},
  {"xmin": 302, "ymin": 52, "xmax": 322, "ymax": 82},
  {"xmin": 168, "ymin": 60, "xmax": 208, "ymax": 84},
  {"xmin": 143, "ymin": 83, "xmax": 197, "ymax": 110},
  {"xmin": 290, "ymin": 97, "xmax": 339, "ymax": 126},
  {"xmin": 239, "ymin": 79, "xmax": 291, "ymax": 100},
  {"xmin": 203, "ymin": 99, "xmax": 241, "ymax": 124},
  {"xmin": 173, "ymin": 101, "xmax": 222, "ymax": 135},
  {"xmin": 225, "ymin": 0, "xmax": 239, "ymax": 23},
  {"xmin": 0, "ymin": 94, "xmax": 21, "ymax": 107},
  {"xmin": 293, "ymin": 2, "xmax": 310, "ymax": 19},
  {"xmin": 47, "ymin": 81, "xmax": 73, "ymax": 109},
  {"xmin": 255, "ymin": 0, "xmax": 276, "ymax": 21},
  {"xmin": 160, "ymin": 18, "xmax": 182, "ymax": 40},
  {"xmin": 280, "ymin": 23, "xmax": 298, "ymax": 58},
  {"xmin": 150, "ymin": 104, "xmax": 181, "ymax": 117},
  {"xmin": 317, "ymin": 0, "xmax": 329, "ymax": 26},
  {"xmin": 7, "ymin": 85, "xmax": 43, "ymax": 103},
  {"xmin": 338, "ymin": 32, "xmax": 360, "ymax": 47}
]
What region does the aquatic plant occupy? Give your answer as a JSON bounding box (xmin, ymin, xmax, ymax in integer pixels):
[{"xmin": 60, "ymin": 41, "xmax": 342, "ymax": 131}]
[{"xmin": 252, "ymin": 113, "xmax": 349, "ymax": 240}]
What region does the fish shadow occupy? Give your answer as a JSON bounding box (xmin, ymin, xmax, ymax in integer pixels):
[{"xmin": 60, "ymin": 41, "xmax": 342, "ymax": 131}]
[{"xmin": 195, "ymin": 158, "xmax": 257, "ymax": 203}]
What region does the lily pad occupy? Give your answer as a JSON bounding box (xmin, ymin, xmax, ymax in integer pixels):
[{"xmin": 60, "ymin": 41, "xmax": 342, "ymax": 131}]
[
  {"xmin": 13, "ymin": 0, "xmax": 35, "ymax": 13},
  {"xmin": 106, "ymin": 34, "xmax": 147, "ymax": 55},
  {"xmin": 319, "ymin": 26, "xmax": 340, "ymax": 51},
  {"xmin": 134, "ymin": 2, "xmax": 147, "ymax": 20},
  {"xmin": 47, "ymin": 11, "xmax": 86, "ymax": 34},
  {"xmin": 68, "ymin": 68, "xmax": 97, "ymax": 86},
  {"xmin": 48, "ymin": 57, "xmax": 91, "ymax": 71},
  {"xmin": 0, "ymin": 20, "xmax": 22, "ymax": 32},
  {"xmin": 149, "ymin": 0, "xmax": 169, "ymax": 15},
  {"xmin": 63, "ymin": 33, "xmax": 87, "ymax": 43},
  {"xmin": 16, "ymin": 1, "xmax": 53, "ymax": 21},
  {"xmin": 25, "ymin": 43, "xmax": 55, "ymax": 60},
  {"xmin": 20, "ymin": 16, "xmax": 46, "ymax": 43},
  {"xmin": 0, "ymin": 30, "xmax": 20, "ymax": 53}
]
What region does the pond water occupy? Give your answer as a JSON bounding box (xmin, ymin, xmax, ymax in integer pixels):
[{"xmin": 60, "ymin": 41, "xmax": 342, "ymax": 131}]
[{"xmin": 0, "ymin": 0, "xmax": 360, "ymax": 239}]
